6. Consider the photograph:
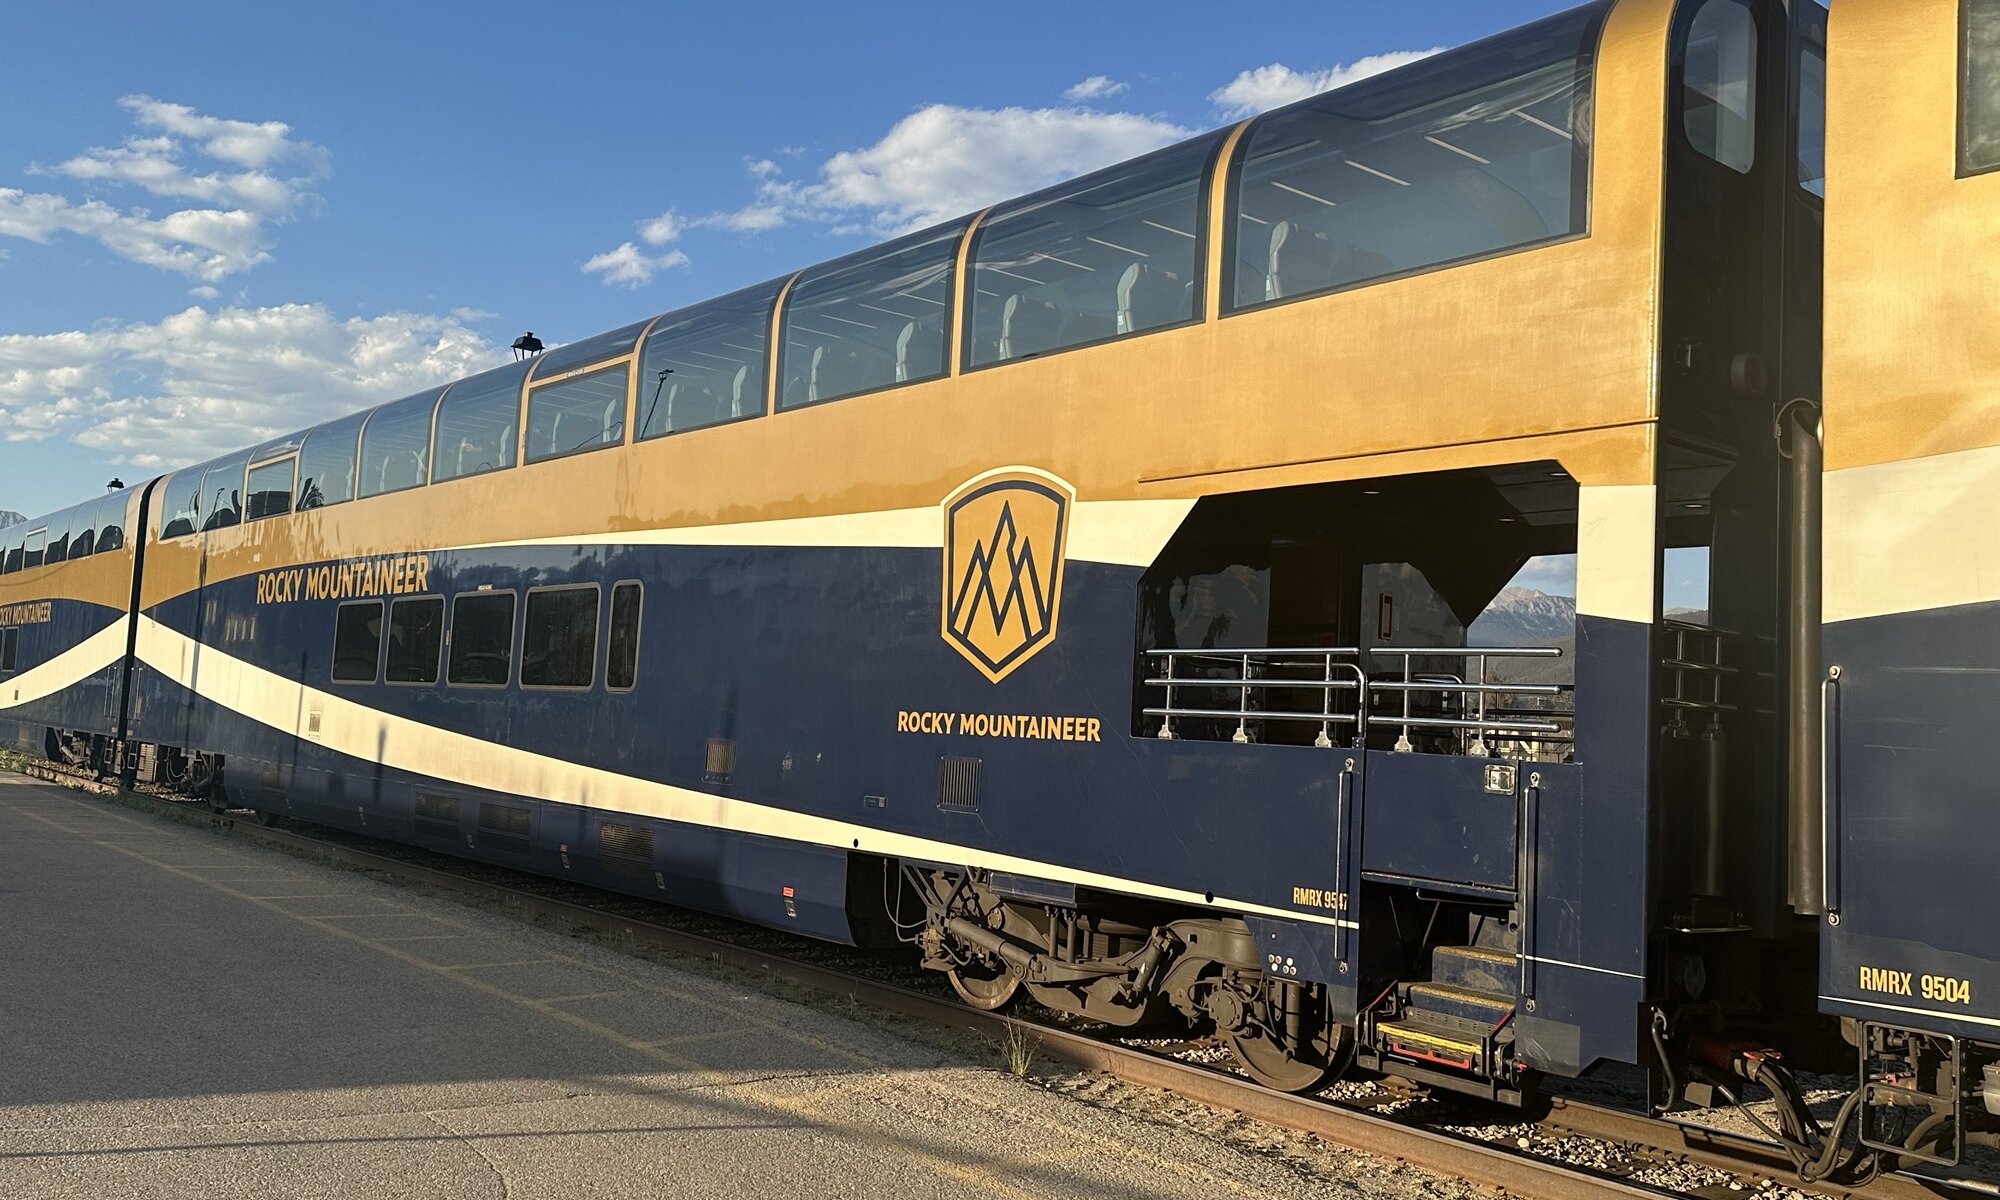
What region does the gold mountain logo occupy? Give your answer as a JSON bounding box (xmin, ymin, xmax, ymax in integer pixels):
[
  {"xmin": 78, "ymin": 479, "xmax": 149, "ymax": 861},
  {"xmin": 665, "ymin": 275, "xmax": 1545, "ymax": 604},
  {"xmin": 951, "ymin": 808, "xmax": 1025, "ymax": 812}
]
[{"xmin": 941, "ymin": 468, "xmax": 1074, "ymax": 683}]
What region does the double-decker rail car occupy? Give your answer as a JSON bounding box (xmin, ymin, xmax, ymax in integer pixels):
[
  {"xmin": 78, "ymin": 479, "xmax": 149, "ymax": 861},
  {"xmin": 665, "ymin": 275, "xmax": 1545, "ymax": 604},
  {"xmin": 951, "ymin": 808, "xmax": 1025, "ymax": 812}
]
[{"xmin": 2, "ymin": 0, "xmax": 1994, "ymax": 1179}]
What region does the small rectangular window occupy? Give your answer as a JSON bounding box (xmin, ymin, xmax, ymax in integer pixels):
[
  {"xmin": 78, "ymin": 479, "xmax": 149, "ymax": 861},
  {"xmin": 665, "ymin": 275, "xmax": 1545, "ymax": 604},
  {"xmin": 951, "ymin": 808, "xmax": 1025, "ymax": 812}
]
[
  {"xmin": 449, "ymin": 591, "xmax": 516, "ymax": 686},
  {"xmin": 522, "ymin": 585, "xmax": 599, "ymax": 689},
  {"xmin": 1683, "ymin": 0, "xmax": 1757, "ymax": 174},
  {"xmin": 526, "ymin": 366, "xmax": 628, "ymax": 463},
  {"xmin": 607, "ymin": 581, "xmax": 642, "ymax": 690},
  {"xmin": 22, "ymin": 529, "xmax": 45, "ymax": 570},
  {"xmin": 332, "ymin": 601, "xmax": 383, "ymax": 683},
  {"xmin": 385, "ymin": 595, "xmax": 444, "ymax": 684},
  {"xmin": 246, "ymin": 459, "xmax": 297, "ymax": 521},
  {"xmin": 1966, "ymin": 0, "xmax": 2000, "ymax": 174},
  {"xmin": 1, "ymin": 628, "xmax": 17, "ymax": 673}
]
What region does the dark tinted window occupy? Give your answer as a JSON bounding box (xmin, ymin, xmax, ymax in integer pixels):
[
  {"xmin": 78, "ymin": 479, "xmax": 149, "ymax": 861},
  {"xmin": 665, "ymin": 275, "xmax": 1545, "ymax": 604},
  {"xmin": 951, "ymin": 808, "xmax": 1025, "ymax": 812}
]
[
  {"xmin": 298, "ymin": 413, "xmax": 364, "ymax": 510},
  {"xmin": 96, "ymin": 493, "xmax": 125, "ymax": 553},
  {"xmin": 332, "ymin": 601, "xmax": 382, "ymax": 683},
  {"xmin": 637, "ymin": 283, "xmax": 781, "ymax": 438},
  {"xmin": 1229, "ymin": 4, "xmax": 1604, "ymax": 310},
  {"xmin": 22, "ymin": 528, "xmax": 45, "ymax": 570},
  {"xmin": 779, "ymin": 222, "xmax": 962, "ymax": 408},
  {"xmin": 969, "ymin": 136, "xmax": 1217, "ymax": 368},
  {"xmin": 1967, "ymin": 0, "xmax": 2000, "ymax": 173},
  {"xmin": 521, "ymin": 585, "xmax": 599, "ymax": 688},
  {"xmin": 1, "ymin": 527, "xmax": 20, "ymax": 574},
  {"xmin": 200, "ymin": 452, "xmax": 250, "ymax": 530},
  {"xmin": 0, "ymin": 627, "xmax": 16, "ymax": 672},
  {"xmin": 1683, "ymin": 0, "xmax": 1757, "ymax": 174},
  {"xmin": 448, "ymin": 591, "xmax": 515, "ymax": 686},
  {"xmin": 607, "ymin": 581, "xmax": 642, "ymax": 690},
  {"xmin": 386, "ymin": 596, "xmax": 444, "ymax": 684},
  {"xmin": 359, "ymin": 388, "xmax": 442, "ymax": 498},
  {"xmin": 44, "ymin": 509, "xmax": 72, "ymax": 564},
  {"xmin": 246, "ymin": 459, "xmax": 296, "ymax": 521},
  {"xmin": 526, "ymin": 366, "xmax": 627, "ymax": 463},
  {"xmin": 433, "ymin": 362, "xmax": 528, "ymax": 482},
  {"xmin": 1797, "ymin": 6, "xmax": 1826, "ymax": 197},
  {"xmin": 67, "ymin": 503, "xmax": 97, "ymax": 558}
]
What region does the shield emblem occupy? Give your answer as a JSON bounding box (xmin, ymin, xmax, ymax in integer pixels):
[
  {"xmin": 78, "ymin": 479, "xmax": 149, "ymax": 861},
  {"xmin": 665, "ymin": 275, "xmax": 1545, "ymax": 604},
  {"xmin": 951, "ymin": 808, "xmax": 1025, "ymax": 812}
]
[{"xmin": 941, "ymin": 468, "xmax": 1074, "ymax": 683}]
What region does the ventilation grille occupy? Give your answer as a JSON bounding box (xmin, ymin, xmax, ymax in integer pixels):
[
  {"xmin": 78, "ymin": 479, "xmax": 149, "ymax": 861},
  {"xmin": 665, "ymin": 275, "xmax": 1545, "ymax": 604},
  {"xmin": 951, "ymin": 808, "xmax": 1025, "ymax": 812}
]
[
  {"xmin": 704, "ymin": 737, "xmax": 737, "ymax": 782},
  {"xmin": 477, "ymin": 803, "xmax": 532, "ymax": 853},
  {"xmin": 599, "ymin": 822, "xmax": 657, "ymax": 886},
  {"xmin": 413, "ymin": 792, "xmax": 460, "ymax": 839},
  {"xmin": 938, "ymin": 756, "xmax": 982, "ymax": 812}
]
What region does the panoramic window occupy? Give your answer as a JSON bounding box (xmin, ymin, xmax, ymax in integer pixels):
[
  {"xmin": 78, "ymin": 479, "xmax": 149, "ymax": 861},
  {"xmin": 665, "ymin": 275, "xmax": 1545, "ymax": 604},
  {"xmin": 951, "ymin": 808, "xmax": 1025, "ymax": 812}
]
[
  {"xmin": 21, "ymin": 528, "xmax": 45, "ymax": 571},
  {"xmin": 44, "ymin": 511, "xmax": 71, "ymax": 565},
  {"xmin": 67, "ymin": 504, "xmax": 97, "ymax": 559},
  {"xmin": 1683, "ymin": 0, "xmax": 1758, "ymax": 173},
  {"xmin": 521, "ymin": 585, "xmax": 599, "ymax": 689},
  {"xmin": 332, "ymin": 601, "xmax": 383, "ymax": 683},
  {"xmin": 95, "ymin": 493, "xmax": 125, "ymax": 553},
  {"xmin": 1, "ymin": 527, "xmax": 20, "ymax": 573},
  {"xmin": 637, "ymin": 283, "xmax": 781, "ymax": 438},
  {"xmin": 1967, "ymin": 0, "xmax": 2000, "ymax": 173},
  {"xmin": 297, "ymin": 414, "xmax": 364, "ymax": 511},
  {"xmin": 968, "ymin": 135, "xmax": 1219, "ymax": 368},
  {"xmin": 448, "ymin": 591, "xmax": 516, "ymax": 686},
  {"xmin": 607, "ymin": 581, "xmax": 642, "ymax": 690},
  {"xmin": 531, "ymin": 320, "xmax": 647, "ymax": 379},
  {"xmin": 200, "ymin": 452, "xmax": 251, "ymax": 531},
  {"xmin": 779, "ymin": 222, "xmax": 963, "ymax": 408},
  {"xmin": 246, "ymin": 459, "xmax": 296, "ymax": 521},
  {"xmin": 433, "ymin": 362, "xmax": 528, "ymax": 482},
  {"xmin": 359, "ymin": 388, "xmax": 443, "ymax": 498},
  {"xmin": 1228, "ymin": 4, "xmax": 1605, "ymax": 310},
  {"xmin": 526, "ymin": 366, "xmax": 628, "ymax": 463},
  {"xmin": 386, "ymin": 595, "xmax": 444, "ymax": 684},
  {"xmin": 158, "ymin": 467, "xmax": 204, "ymax": 538}
]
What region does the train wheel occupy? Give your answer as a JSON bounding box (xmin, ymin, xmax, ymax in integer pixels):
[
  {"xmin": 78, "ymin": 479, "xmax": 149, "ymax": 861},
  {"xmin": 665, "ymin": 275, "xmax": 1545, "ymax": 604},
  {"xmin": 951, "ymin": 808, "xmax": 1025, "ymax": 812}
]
[
  {"xmin": 1223, "ymin": 1023, "xmax": 1346, "ymax": 1092},
  {"xmin": 1211, "ymin": 977, "xmax": 1348, "ymax": 1092},
  {"xmin": 948, "ymin": 961, "xmax": 1021, "ymax": 1010}
]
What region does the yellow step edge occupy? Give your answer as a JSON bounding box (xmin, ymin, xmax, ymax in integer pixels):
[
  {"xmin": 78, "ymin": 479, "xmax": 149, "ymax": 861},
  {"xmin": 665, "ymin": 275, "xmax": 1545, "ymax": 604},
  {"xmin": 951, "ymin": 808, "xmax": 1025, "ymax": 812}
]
[{"xmin": 1383, "ymin": 1023, "xmax": 1484, "ymax": 1059}]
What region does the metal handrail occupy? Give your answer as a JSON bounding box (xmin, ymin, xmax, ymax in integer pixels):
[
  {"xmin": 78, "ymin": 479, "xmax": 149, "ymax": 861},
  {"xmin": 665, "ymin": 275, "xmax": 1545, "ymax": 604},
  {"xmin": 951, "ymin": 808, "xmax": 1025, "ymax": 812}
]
[{"xmin": 1144, "ymin": 644, "xmax": 1573, "ymax": 757}]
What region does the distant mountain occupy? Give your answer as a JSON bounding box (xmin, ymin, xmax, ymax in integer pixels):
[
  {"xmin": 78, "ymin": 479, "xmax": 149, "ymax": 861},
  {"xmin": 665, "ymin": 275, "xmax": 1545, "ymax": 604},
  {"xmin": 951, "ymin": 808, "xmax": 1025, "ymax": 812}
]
[
  {"xmin": 1470, "ymin": 587, "xmax": 1576, "ymax": 646},
  {"xmin": 0, "ymin": 510, "xmax": 23, "ymax": 529}
]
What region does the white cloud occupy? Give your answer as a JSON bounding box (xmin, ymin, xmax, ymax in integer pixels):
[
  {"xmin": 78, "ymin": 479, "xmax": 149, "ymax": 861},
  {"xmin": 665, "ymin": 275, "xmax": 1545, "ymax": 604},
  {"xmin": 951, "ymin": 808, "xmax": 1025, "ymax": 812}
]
[
  {"xmin": 1, "ymin": 96, "xmax": 329, "ymax": 282},
  {"xmin": 581, "ymin": 241, "xmax": 690, "ymax": 288},
  {"xmin": 638, "ymin": 211, "xmax": 683, "ymax": 245},
  {"xmin": 0, "ymin": 304, "xmax": 502, "ymax": 468},
  {"xmin": 703, "ymin": 103, "xmax": 1192, "ymax": 236},
  {"xmin": 745, "ymin": 158, "xmax": 781, "ymax": 180},
  {"xmin": 1064, "ymin": 75, "xmax": 1129, "ymax": 102},
  {"xmin": 1209, "ymin": 50, "xmax": 1443, "ymax": 119}
]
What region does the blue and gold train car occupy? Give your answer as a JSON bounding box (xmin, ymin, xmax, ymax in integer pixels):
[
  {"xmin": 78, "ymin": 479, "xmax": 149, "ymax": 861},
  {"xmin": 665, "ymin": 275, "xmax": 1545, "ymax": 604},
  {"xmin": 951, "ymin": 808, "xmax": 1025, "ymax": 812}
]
[{"xmin": 4, "ymin": 0, "xmax": 1994, "ymax": 1176}]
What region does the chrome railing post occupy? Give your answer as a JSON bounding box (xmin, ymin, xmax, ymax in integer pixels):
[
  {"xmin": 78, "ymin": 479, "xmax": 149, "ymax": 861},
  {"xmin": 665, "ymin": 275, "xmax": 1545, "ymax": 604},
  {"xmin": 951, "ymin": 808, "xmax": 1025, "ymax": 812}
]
[
  {"xmin": 1395, "ymin": 650, "xmax": 1414, "ymax": 753},
  {"xmin": 1158, "ymin": 651, "xmax": 1176, "ymax": 740},
  {"xmin": 1316, "ymin": 652, "xmax": 1334, "ymax": 749},
  {"xmin": 1470, "ymin": 652, "xmax": 1490, "ymax": 757},
  {"xmin": 1233, "ymin": 653, "xmax": 1252, "ymax": 744}
]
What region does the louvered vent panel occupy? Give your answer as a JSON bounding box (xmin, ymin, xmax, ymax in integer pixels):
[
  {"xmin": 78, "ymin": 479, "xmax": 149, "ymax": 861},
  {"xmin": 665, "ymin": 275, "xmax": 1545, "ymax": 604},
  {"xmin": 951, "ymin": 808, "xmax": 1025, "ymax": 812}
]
[
  {"xmin": 937, "ymin": 756, "xmax": 981, "ymax": 812},
  {"xmin": 599, "ymin": 822, "xmax": 657, "ymax": 886},
  {"xmin": 477, "ymin": 803, "xmax": 532, "ymax": 853},
  {"xmin": 413, "ymin": 792, "xmax": 460, "ymax": 839}
]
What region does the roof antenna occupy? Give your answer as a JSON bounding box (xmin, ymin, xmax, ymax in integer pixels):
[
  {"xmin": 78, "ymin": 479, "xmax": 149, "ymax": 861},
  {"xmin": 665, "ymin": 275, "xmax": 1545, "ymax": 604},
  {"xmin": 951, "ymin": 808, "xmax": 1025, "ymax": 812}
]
[{"xmin": 510, "ymin": 332, "xmax": 545, "ymax": 361}]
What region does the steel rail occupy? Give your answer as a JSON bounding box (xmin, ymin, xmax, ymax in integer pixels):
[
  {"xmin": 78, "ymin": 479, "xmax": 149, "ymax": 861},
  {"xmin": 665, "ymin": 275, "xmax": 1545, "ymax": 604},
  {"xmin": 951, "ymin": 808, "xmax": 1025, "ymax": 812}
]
[{"xmin": 9, "ymin": 760, "xmax": 1983, "ymax": 1200}]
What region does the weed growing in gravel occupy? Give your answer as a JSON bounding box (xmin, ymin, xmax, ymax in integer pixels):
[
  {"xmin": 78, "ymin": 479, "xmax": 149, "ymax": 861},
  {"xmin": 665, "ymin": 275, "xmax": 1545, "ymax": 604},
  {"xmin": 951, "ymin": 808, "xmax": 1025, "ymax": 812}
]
[{"xmin": 999, "ymin": 1021, "xmax": 1039, "ymax": 1078}]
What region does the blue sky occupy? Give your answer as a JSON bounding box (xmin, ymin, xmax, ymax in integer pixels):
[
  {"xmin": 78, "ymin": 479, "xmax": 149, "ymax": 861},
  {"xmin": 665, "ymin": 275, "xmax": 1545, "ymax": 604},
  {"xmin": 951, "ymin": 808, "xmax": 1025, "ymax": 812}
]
[{"xmin": 0, "ymin": 1, "xmax": 1578, "ymax": 524}]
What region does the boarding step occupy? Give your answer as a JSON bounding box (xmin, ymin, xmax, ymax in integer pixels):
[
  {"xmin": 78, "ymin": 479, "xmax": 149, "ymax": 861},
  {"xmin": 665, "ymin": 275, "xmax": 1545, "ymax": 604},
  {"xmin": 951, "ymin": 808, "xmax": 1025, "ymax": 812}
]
[
  {"xmin": 1375, "ymin": 1007, "xmax": 1514, "ymax": 1075},
  {"xmin": 1403, "ymin": 980, "xmax": 1516, "ymax": 1026},
  {"xmin": 1468, "ymin": 909, "xmax": 1520, "ymax": 953},
  {"xmin": 1430, "ymin": 943, "xmax": 1521, "ymax": 995}
]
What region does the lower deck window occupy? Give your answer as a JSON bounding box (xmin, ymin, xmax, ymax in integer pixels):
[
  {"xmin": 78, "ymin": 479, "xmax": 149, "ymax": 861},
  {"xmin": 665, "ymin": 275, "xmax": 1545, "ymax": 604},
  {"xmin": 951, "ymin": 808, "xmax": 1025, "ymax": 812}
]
[
  {"xmin": 0, "ymin": 627, "xmax": 17, "ymax": 673},
  {"xmin": 1968, "ymin": 0, "xmax": 2000, "ymax": 173},
  {"xmin": 522, "ymin": 585, "xmax": 599, "ymax": 689},
  {"xmin": 607, "ymin": 581, "xmax": 642, "ymax": 690},
  {"xmin": 386, "ymin": 596, "xmax": 444, "ymax": 684},
  {"xmin": 332, "ymin": 601, "xmax": 383, "ymax": 683},
  {"xmin": 449, "ymin": 591, "xmax": 516, "ymax": 686}
]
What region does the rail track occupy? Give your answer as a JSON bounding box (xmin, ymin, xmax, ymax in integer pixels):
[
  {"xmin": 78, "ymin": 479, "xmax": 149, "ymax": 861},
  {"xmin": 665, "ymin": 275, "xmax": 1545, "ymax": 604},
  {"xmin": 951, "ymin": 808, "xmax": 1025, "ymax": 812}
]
[{"xmin": 8, "ymin": 757, "xmax": 1986, "ymax": 1200}]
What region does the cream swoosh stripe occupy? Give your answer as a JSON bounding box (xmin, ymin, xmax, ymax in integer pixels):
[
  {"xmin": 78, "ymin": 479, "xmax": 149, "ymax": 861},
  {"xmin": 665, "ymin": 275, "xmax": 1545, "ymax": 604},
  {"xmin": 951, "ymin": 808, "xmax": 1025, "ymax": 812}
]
[
  {"xmin": 129, "ymin": 615, "xmax": 1353, "ymax": 931},
  {"xmin": 0, "ymin": 622, "xmax": 127, "ymax": 710},
  {"xmin": 1826, "ymin": 442, "xmax": 2000, "ymax": 623},
  {"xmin": 439, "ymin": 498, "xmax": 1198, "ymax": 568},
  {"xmin": 1819, "ymin": 994, "xmax": 2000, "ymax": 1031}
]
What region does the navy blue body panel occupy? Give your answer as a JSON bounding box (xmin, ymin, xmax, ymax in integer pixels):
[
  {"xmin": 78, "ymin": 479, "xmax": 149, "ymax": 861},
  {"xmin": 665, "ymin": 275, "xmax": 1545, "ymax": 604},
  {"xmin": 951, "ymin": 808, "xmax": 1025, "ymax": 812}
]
[
  {"xmin": 1362, "ymin": 752, "xmax": 1518, "ymax": 891},
  {"xmin": 1822, "ymin": 601, "xmax": 2000, "ymax": 1040},
  {"xmin": 0, "ymin": 597, "xmax": 124, "ymax": 752}
]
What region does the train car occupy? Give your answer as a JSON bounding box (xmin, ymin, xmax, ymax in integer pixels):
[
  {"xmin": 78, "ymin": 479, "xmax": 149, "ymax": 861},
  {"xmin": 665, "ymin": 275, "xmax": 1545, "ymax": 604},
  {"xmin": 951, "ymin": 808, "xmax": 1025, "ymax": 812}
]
[
  {"xmin": 0, "ymin": 490, "xmax": 142, "ymax": 767},
  {"xmin": 6, "ymin": 0, "xmax": 1992, "ymax": 1180},
  {"xmin": 1812, "ymin": 0, "xmax": 2000, "ymax": 1167}
]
